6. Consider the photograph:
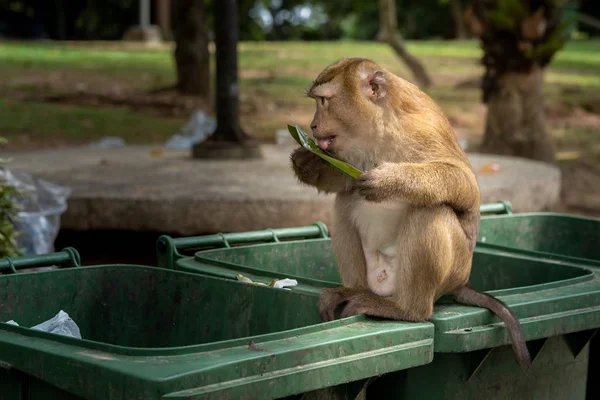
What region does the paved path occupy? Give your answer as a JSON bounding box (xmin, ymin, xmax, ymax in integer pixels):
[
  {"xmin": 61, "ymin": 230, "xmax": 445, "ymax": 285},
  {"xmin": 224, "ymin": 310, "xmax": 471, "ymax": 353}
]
[{"xmin": 2, "ymin": 145, "xmax": 561, "ymax": 235}]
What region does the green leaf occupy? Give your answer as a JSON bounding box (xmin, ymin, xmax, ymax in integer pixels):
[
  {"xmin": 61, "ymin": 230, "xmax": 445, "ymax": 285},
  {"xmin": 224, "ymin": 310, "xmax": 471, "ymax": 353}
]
[
  {"xmin": 486, "ymin": 10, "xmax": 516, "ymax": 31},
  {"xmin": 0, "ymin": 136, "xmax": 24, "ymax": 257},
  {"xmin": 486, "ymin": 0, "xmax": 529, "ymax": 32},
  {"xmin": 524, "ymin": 15, "xmax": 576, "ymax": 63},
  {"xmin": 287, "ymin": 123, "xmax": 363, "ymax": 179}
]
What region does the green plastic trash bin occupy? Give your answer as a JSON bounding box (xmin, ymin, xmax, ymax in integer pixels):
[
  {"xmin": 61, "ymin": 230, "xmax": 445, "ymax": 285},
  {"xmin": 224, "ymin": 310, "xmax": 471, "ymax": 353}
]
[
  {"xmin": 0, "ymin": 248, "xmax": 434, "ymax": 400},
  {"xmin": 479, "ymin": 200, "xmax": 600, "ymax": 268},
  {"xmin": 479, "ymin": 200, "xmax": 600, "ymax": 400},
  {"xmin": 157, "ymin": 223, "xmax": 335, "ymax": 296},
  {"xmin": 158, "ymin": 223, "xmax": 600, "ymax": 399}
]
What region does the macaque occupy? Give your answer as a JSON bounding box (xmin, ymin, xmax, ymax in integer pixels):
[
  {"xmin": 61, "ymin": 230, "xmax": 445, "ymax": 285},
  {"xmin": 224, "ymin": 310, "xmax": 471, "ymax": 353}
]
[{"xmin": 290, "ymin": 58, "xmax": 531, "ymax": 369}]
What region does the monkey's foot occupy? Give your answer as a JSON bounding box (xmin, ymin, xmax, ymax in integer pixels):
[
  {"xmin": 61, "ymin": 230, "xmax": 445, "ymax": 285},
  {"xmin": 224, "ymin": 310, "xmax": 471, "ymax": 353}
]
[
  {"xmin": 318, "ymin": 287, "xmax": 366, "ymax": 322},
  {"xmin": 319, "ymin": 287, "xmax": 395, "ymax": 322},
  {"xmin": 319, "ymin": 287, "xmax": 346, "ymax": 322},
  {"xmin": 339, "ymin": 291, "xmax": 410, "ymax": 321},
  {"xmin": 339, "ymin": 291, "xmax": 395, "ymax": 319}
]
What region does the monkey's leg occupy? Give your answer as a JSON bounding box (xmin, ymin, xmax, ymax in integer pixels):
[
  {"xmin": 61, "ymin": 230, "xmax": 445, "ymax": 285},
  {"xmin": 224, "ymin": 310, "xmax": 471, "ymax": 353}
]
[
  {"xmin": 291, "ymin": 147, "xmax": 349, "ymax": 193},
  {"xmin": 319, "ymin": 195, "xmax": 369, "ymax": 322},
  {"xmin": 339, "ymin": 207, "xmax": 471, "ymax": 322},
  {"xmin": 331, "ymin": 194, "xmax": 368, "ymax": 288}
]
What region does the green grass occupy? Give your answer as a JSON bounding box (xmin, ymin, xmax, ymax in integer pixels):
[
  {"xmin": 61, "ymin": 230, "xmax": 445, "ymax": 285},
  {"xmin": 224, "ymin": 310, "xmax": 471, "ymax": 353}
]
[
  {"xmin": 0, "ymin": 98, "xmax": 184, "ymax": 147},
  {"xmin": 0, "ymin": 39, "xmax": 598, "ymax": 148}
]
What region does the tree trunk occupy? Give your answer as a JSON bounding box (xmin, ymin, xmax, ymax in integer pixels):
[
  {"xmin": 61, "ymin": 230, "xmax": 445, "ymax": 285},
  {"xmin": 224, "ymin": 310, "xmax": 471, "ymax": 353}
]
[
  {"xmin": 479, "ymin": 67, "xmax": 556, "ymax": 163},
  {"xmin": 157, "ymin": 0, "xmax": 172, "ymax": 39},
  {"xmin": 56, "ymin": 0, "xmax": 66, "ymax": 40},
  {"xmin": 376, "ymin": 0, "xmax": 432, "ymax": 88},
  {"xmin": 174, "ymin": 0, "xmax": 210, "ymax": 96},
  {"xmin": 450, "ymin": 0, "xmax": 467, "ymax": 39}
]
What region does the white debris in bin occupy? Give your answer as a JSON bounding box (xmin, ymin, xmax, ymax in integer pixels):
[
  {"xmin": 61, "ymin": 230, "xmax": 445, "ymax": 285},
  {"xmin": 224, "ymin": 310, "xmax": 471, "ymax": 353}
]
[
  {"xmin": 235, "ymin": 274, "xmax": 298, "ymax": 290},
  {"xmin": 5, "ymin": 310, "xmax": 82, "ymax": 339},
  {"xmin": 273, "ymin": 278, "xmax": 298, "ymax": 290}
]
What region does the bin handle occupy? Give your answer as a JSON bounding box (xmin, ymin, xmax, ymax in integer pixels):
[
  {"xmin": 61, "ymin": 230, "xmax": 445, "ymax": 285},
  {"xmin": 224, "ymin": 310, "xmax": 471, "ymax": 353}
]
[
  {"xmin": 0, "ymin": 247, "xmax": 81, "ymax": 274},
  {"xmin": 480, "ymin": 200, "xmax": 513, "ymax": 215},
  {"xmin": 156, "ymin": 222, "xmax": 330, "ymax": 269}
]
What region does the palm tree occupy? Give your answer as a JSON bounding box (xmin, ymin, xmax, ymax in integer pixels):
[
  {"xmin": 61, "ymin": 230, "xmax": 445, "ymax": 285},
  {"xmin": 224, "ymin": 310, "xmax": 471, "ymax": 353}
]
[{"xmin": 467, "ymin": 0, "xmax": 576, "ymax": 163}]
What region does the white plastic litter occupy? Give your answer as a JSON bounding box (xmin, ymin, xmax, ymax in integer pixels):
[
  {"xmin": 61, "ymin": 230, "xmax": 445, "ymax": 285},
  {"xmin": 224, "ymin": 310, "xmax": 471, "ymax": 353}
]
[
  {"xmin": 0, "ymin": 169, "xmax": 71, "ymax": 255},
  {"xmin": 275, "ymin": 129, "xmax": 295, "ymax": 145},
  {"xmin": 6, "ymin": 310, "xmax": 82, "ymax": 339},
  {"xmin": 88, "ymin": 136, "xmax": 126, "ymax": 148},
  {"xmin": 235, "ymin": 274, "xmax": 299, "ymax": 290},
  {"xmin": 165, "ymin": 109, "xmax": 216, "ymax": 149},
  {"xmin": 273, "ymin": 278, "xmax": 298, "ymax": 289}
]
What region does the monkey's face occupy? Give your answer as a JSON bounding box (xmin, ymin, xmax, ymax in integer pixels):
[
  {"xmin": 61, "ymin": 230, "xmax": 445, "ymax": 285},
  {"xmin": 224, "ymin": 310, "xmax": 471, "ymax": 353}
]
[
  {"xmin": 308, "ymin": 75, "xmax": 383, "ymax": 162},
  {"xmin": 309, "ymin": 81, "xmax": 353, "ymax": 154}
]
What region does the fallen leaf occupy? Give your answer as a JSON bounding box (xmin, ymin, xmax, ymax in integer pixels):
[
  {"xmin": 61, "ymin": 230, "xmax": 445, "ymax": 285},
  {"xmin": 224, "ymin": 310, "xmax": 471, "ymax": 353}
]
[{"xmin": 478, "ymin": 162, "xmax": 501, "ymax": 174}]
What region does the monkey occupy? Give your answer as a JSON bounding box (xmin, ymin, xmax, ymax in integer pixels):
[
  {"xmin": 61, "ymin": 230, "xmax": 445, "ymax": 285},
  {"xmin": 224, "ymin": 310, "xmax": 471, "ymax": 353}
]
[{"xmin": 290, "ymin": 58, "xmax": 531, "ymax": 370}]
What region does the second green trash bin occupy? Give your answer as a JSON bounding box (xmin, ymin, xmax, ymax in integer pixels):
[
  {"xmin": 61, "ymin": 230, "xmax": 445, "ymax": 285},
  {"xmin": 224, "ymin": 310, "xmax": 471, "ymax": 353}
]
[
  {"xmin": 478, "ymin": 200, "xmax": 600, "ymax": 268},
  {"xmin": 157, "ymin": 221, "xmax": 600, "ymax": 399}
]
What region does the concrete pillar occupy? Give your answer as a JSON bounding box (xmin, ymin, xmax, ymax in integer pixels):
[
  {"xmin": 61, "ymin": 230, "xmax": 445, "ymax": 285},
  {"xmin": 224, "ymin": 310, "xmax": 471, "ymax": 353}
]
[
  {"xmin": 123, "ymin": 0, "xmax": 162, "ymax": 42},
  {"xmin": 140, "ymin": 0, "xmax": 151, "ymax": 29}
]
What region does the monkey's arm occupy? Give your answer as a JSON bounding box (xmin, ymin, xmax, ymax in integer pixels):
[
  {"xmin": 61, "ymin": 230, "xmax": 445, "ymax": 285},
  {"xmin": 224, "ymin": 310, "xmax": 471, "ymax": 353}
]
[
  {"xmin": 356, "ymin": 159, "xmax": 479, "ymax": 212},
  {"xmin": 331, "ymin": 195, "xmax": 369, "ymax": 288},
  {"xmin": 290, "ymin": 147, "xmax": 349, "ymax": 194}
]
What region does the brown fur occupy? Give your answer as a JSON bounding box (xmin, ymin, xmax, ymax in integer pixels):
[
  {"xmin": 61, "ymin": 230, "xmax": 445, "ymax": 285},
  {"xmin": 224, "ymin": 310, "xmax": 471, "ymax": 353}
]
[{"xmin": 290, "ymin": 58, "xmax": 531, "ymax": 369}]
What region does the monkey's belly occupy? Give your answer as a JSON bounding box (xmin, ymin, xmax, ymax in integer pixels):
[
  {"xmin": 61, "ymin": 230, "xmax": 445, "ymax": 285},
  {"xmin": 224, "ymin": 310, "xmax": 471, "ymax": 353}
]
[{"xmin": 352, "ymin": 200, "xmax": 409, "ymax": 297}]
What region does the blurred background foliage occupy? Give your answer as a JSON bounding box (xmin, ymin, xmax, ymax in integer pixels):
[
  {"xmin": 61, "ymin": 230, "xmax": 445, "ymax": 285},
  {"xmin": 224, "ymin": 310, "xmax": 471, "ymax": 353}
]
[{"xmin": 1, "ymin": 0, "xmax": 597, "ymax": 42}]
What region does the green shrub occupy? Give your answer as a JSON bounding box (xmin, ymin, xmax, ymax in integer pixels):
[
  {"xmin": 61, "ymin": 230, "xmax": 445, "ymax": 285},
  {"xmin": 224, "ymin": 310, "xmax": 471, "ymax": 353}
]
[{"xmin": 0, "ymin": 138, "xmax": 22, "ymax": 258}]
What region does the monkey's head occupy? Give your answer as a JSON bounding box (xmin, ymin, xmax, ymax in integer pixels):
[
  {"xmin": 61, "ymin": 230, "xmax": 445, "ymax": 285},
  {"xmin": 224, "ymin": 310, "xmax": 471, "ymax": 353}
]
[
  {"xmin": 305, "ymin": 58, "xmax": 453, "ymax": 168},
  {"xmin": 305, "ymin": 58, "xmax": 418, "ymax": 166}
]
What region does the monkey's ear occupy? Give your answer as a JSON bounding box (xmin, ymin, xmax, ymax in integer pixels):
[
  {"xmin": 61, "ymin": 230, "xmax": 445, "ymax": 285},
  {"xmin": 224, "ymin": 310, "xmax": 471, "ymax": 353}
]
[{"xmin": 364, "ymin": 70, "xmax": 387, "ymax": 102}]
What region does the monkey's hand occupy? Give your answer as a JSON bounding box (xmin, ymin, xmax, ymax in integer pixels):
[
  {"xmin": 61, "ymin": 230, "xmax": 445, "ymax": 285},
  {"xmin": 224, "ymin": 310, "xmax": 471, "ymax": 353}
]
[
  {"xmin": 290, "ymin": 147, "xmax": 348, "ymax": 193},
  {"xmin": 291, "ymin": 146, "xmax": 326, "ymax": 186},
  {"xmin": 355, "ymin": 163, "xmax": 400, "ymax": 202}
]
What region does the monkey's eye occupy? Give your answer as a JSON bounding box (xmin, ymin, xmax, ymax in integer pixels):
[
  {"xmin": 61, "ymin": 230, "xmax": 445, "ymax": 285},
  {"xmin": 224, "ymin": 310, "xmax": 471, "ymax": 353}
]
[{"xmin": 319, "ymin": 97, "xmax": 326, "ymax": 106}]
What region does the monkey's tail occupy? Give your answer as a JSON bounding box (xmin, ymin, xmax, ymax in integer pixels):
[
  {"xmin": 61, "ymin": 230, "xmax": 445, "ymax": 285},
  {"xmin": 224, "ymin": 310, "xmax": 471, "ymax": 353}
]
[{"xmin": 452, "ymin": 284, "xmax": 532, "ymax": 369}]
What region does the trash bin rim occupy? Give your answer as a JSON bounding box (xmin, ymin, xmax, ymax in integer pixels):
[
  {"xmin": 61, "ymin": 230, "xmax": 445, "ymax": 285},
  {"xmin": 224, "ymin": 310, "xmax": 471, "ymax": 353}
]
[
  {"xmin": 0, "ymin": 263, "xmax": 434, "ymax": 357},
  {"xmin": 187, "ymin": 239, "xmax": 596, "ymax": 298}
]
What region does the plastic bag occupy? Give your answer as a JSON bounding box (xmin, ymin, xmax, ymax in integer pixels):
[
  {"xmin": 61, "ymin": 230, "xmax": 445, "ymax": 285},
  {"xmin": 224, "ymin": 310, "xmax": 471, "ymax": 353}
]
[
  {"xmin": 6, "ymin": 310, "xmax": 82, "ymax": 339},
  {"xmin": 88, "ymin": 136, "xmax": 126, "ymax": 148},
  {"xmin": 0, "ymin": 168, "xmax": 71, "ymax": 255},
  {"xmin": 165, "ymin": 109, "xmax": 216, "ymax": 149},
  {"xmin": 275, "ymin": 129, "xmax": 295, "ymax": 145}
]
